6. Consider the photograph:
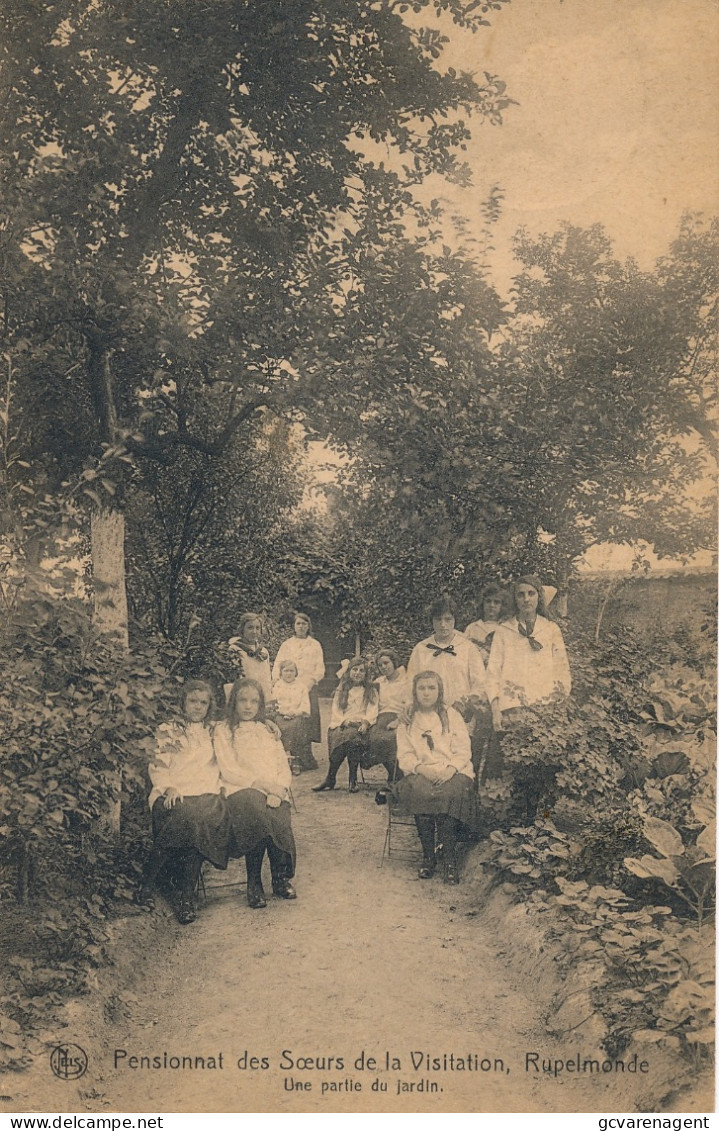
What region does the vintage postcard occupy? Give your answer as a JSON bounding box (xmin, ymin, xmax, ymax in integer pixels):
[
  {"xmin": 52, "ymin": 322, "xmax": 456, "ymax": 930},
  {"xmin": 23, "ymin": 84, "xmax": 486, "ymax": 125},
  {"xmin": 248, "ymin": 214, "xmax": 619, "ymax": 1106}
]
[{"xmin": 0, "ymin": 0, "xmax": 716, "ymax": 1119}]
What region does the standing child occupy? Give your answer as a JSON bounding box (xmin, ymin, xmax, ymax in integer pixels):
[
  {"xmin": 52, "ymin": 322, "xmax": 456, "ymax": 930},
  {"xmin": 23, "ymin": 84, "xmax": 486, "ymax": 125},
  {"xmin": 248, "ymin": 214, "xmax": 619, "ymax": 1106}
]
[
  {"xmin": 463, "ymin": 584, "xmax": 507, "ymax": 784},
  {"xmin": 271, "ymin": 660, "xmax": 312, "ymax": 774},
  {"xmin": 137, "ymin": 680, "xmax": 230, "ymax": 925},
  {"xmin": 464, "ymin": 584, "xmax": 507, "ymax": 668}
]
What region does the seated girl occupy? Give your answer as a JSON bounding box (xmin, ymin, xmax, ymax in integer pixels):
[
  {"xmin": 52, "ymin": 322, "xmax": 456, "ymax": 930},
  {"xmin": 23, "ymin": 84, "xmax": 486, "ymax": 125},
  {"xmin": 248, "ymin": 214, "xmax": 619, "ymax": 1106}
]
[
  {"xmin": 270, "ymin": 660, "xmax": 312, "ymax": 775},
  {"xmin": 138, "ymin": 679, "xmax": 230, "ymax": 925},
  {"xmin": 394, "ymin": 671, "xmax": 478, "ymax": 884},
  {"xmin": 313, "ymin": 656, "xmax": 378, "ymax": 793},
  {"xmin": 367, "ymin": 648, "xmax": 411, "ymax": 782},
  {"xmin": 213, "ymin": 679, "xmax": 297, "ymax": 910}
]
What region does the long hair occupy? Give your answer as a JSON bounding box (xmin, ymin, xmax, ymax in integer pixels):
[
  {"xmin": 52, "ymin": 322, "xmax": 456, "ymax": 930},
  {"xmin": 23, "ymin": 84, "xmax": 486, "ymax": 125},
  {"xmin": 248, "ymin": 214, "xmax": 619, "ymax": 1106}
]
[
  {"xmin": 337, "ymin": 657, "xmax": 377, "ymax": 713},
  {"xmin": 408, "ymin": 670, "xmax": 450, "ymax": 734},
  {"xmin": 226, "ymin": 677, "xmax": 266, "ymax": 732},
  {"xmin": 179, "ymin": 679, "xmax": 216, "ymax": 727},
  {"xmin": 509, "ymin": 574, "xmax": 550, "ymax": 620}
]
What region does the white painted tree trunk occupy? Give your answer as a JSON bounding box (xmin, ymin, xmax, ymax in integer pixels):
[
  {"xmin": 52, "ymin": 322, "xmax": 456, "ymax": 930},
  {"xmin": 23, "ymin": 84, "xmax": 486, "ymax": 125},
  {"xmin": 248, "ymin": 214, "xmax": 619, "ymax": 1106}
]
[
  {"xmin": 91, "ymin": 507, "xmax": 129, "ymax": 835},
  {"xmin": 91, "ymin": 508, "xmax": 129, "ymax": 649}
]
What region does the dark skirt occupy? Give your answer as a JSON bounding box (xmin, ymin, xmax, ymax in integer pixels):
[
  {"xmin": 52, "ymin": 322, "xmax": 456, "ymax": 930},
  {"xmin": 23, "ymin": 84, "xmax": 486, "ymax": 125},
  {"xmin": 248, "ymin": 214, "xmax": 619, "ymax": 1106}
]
[
  {"xmin": 151, "ymin": 795, "xmax": 230, "ymax": 870},
  {"xmin": 275, "ymin": 714, "xmax": 315, "ymax": 768},
  {"xmin": 226, "ymin": 788, "xmax": 296, "ymax": 875},
  {"xmin": 365, "ymin": 712, "xmax": 399, "ymax": 768},
  {"xmin": 394, "ymin": 772, "xmax": 479, "ymax": 833},
  {"xmin": 274, "ymin": 714, "xmax": 305, "ymax": 750},
  {"xmin": 308, "ymin": 685, "xmax": 321, "ymax": 744},
  {"xmin": 328, "ymin": 723, "xmax": 369, "ymax": 761}
]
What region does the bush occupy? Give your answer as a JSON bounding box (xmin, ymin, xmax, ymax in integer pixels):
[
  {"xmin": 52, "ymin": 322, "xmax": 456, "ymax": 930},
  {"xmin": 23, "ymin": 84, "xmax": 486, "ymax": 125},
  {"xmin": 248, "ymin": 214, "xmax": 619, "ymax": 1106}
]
[
  {"xmin": 482, "ymin": 622, "xmax": 715, "ymax": 1063},
  {"xmin": 0, "ymin": 595, "xmax": 182, "ymax": 902}
]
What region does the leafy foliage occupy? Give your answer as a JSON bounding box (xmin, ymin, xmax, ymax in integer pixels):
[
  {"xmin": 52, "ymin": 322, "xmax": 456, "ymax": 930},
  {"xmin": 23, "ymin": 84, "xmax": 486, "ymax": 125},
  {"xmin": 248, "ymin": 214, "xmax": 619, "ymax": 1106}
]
[
  {"xmin": 0, "ymin": 594, "xmax": 180, "ymax": 902},
  {"xmin": 482, "ymin": 613, "xmax": 716, "ymax": 1063}
]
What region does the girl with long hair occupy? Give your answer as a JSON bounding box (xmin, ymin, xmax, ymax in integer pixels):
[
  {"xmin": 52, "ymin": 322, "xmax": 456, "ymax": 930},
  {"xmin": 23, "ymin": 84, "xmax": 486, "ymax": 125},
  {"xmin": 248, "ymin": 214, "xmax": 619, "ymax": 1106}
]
[
  {"xmin": 394, "ymin": 671, "xmax": 478, "ymax": 884},
  {"xmin": 138, "ymin": 679, "xmax": 229, "ymax": 925},
  {"xmin": 313, "ymin": 656, "xmax": 378, "ymax": 793},
  {"xmin": 213, "ymin": 679, "xmax": 297, "ymax": 909}
]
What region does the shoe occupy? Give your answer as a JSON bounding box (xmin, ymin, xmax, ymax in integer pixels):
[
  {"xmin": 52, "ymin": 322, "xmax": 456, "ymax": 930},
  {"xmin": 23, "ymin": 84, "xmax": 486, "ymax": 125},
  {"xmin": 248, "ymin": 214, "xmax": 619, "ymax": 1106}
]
[
  {"xmin": 176, "ymin": 894, "xmax": 197, "ymax": 924},
  {"xmin": 273, "ymin": 877, "xmax": 297, "ymax": 900},
  {"xmin": 312, "ymin": 779, "xmax": 335, "ymax": 792},
  {"xmin": 135, "ymin": 884, "xmax": 156, "ymax": 911},
  {"xmin": 444, "ymin": 863, "xmax": 460, "ymax": 885},
  {"xmin": 418, "ymin": 858, "xmax": 436, "ymax": 879},
  {"xmin": 247, "ymin": 885, "xmax": 267, "ymax": 909},
  {"xmin": 348, "ymin": 781, "xmax": 359, "ymax": 794}
]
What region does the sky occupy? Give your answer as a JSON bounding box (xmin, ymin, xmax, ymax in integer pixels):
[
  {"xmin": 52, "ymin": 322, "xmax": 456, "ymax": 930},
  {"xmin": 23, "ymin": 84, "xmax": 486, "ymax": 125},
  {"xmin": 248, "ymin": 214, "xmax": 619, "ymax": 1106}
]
[
  {"xmin": 423, "ymin": 0, "xmax": 719, "ymax": 295},
  {"xmin": 343, "ymin": 0, "xmax": 718, "ymax": 571}
]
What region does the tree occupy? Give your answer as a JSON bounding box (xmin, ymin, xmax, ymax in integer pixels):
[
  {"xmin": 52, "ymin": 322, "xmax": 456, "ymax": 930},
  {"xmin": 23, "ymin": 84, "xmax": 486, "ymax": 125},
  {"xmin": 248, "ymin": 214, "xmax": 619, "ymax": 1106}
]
[
  {"xmin": 304, "ymin": 216, "xmax": 717, "ymax": 637},
  {"xmin": 0, "ymin": 0, "xmax": 513, "ymax": 646},
  {"xmin": 123, "ymin": 418, "xmax": 309, "ymax": 646},
  {"xmin": 494, "ymin": 219, "xmax": 717, "ymax": 595}
]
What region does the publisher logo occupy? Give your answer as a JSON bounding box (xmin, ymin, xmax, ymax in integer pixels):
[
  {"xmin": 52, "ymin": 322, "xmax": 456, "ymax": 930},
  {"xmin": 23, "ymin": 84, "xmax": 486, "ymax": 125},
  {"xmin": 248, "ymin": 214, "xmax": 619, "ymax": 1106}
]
[{"xmin": 50, "ymin": 1044, "xmax": 88, "ymax": 1080}]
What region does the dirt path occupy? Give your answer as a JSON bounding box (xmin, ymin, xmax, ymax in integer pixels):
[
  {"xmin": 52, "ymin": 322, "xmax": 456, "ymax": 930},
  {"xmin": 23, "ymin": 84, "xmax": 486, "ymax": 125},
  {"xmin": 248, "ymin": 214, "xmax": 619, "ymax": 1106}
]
[{"xmin": 10, "ymin": 722, "xmax": 694, "ymax": 1114}]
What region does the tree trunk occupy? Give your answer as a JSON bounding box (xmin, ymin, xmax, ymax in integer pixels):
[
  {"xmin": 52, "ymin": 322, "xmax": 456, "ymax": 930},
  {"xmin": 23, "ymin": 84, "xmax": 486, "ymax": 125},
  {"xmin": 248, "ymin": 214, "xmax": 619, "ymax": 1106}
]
[
  {"xmin": 91, "ymin": 507, "xmax": 129, "ymax": 836},
  {"xmin": 555, "ymin": 552, "xmax": 571, "ymax": 619},
  {"xmin": 91, "ymin": 508, "xmax": 129, "ymax": 649}
]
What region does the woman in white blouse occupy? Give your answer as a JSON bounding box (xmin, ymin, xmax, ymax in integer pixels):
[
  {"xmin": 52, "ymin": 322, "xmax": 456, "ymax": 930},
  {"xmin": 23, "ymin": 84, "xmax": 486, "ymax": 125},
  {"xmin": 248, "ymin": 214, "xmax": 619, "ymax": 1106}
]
[
  {"xmin": 312, "ymin": 656, "xmax": 378, "ymax": 793},
  {"xmin": 395, "ymin": 671, "xmax": 478, "ymax": 884},
  {"xmin": 485, "ymin": 574, "xmax": 571, "ymax": 822},
  {"xmin": 486, "ymin": 575, "xmax": 571, "ymax": 724},
  {"xmin": 272, "ymin": 613, "xmax": 325, "ymax": 758},
  {"xmin": 214, "ymin": 679, "xmax": 297, "ymax": 909}
]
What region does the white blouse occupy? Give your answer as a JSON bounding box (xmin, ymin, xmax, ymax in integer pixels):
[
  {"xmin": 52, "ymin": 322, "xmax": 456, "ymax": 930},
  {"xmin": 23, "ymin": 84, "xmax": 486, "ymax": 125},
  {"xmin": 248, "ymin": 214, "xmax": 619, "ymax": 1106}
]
[
  {"xmin": 328, "ymin": 685, "xmax": 379, "ymax": 730},
  {"xmin": 375, "ymin": 667, "xmax": 412, "ymax": 715},
  {"xmin": 148, "ymin": 721, "xmax": 221, "ymax": 809},
  {"xmin": 272, "ymin": 678, "xmax": 311, "ymax": 718},
  {"xmin": 213, "ymin": 720, "xmax": 291, "ymax": 800},
  {"xmin": 463, "ymin": 619, "xmax": 501, "ymax": 669},
  {"xmin": 272, "ymin": 636, "xmax": 325, "ymax": 689},
  {"xmin": 407, "ymin": 631, "xmax": 487, "ymax": 708},
  {"xmin": 486, "ymin": 616, "xmax": 572, "ymax": 713},
  {"xmin": 396, "ymin": 707, "xmax": 473, "ymax": 780}
]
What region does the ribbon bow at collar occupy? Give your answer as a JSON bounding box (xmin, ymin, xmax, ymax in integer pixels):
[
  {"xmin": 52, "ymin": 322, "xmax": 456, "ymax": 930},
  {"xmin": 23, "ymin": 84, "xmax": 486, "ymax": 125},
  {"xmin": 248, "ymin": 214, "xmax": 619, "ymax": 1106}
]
[
  {"xmin": 426, "ymin": 641, "xmax": 457, "ymax": 659},
  {"xmin": 518, "ymin": 622, "xmax": 543, "ymax": 652},
  {"xmin": 228, "ymin": 637, "xmax": 270, "ymax": 663},
  {"xmin": 421, "ymin": 730, "xmax": 436, "ymax": 752}
]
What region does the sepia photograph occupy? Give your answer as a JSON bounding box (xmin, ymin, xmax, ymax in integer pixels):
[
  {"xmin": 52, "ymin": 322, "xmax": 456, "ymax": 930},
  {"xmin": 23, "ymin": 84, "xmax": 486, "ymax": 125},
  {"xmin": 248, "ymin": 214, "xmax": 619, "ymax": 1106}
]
[{"xmin": 0, "ymin": 0, "xmax": 716, "ymax": 1117}]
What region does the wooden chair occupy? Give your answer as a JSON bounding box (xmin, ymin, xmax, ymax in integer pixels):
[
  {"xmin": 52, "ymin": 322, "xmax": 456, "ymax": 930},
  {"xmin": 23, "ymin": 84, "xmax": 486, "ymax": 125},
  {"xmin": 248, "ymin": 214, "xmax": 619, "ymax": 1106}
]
[{"xmin": 379, "ymin": 787, "xmax": 419, "ymax": 868}]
